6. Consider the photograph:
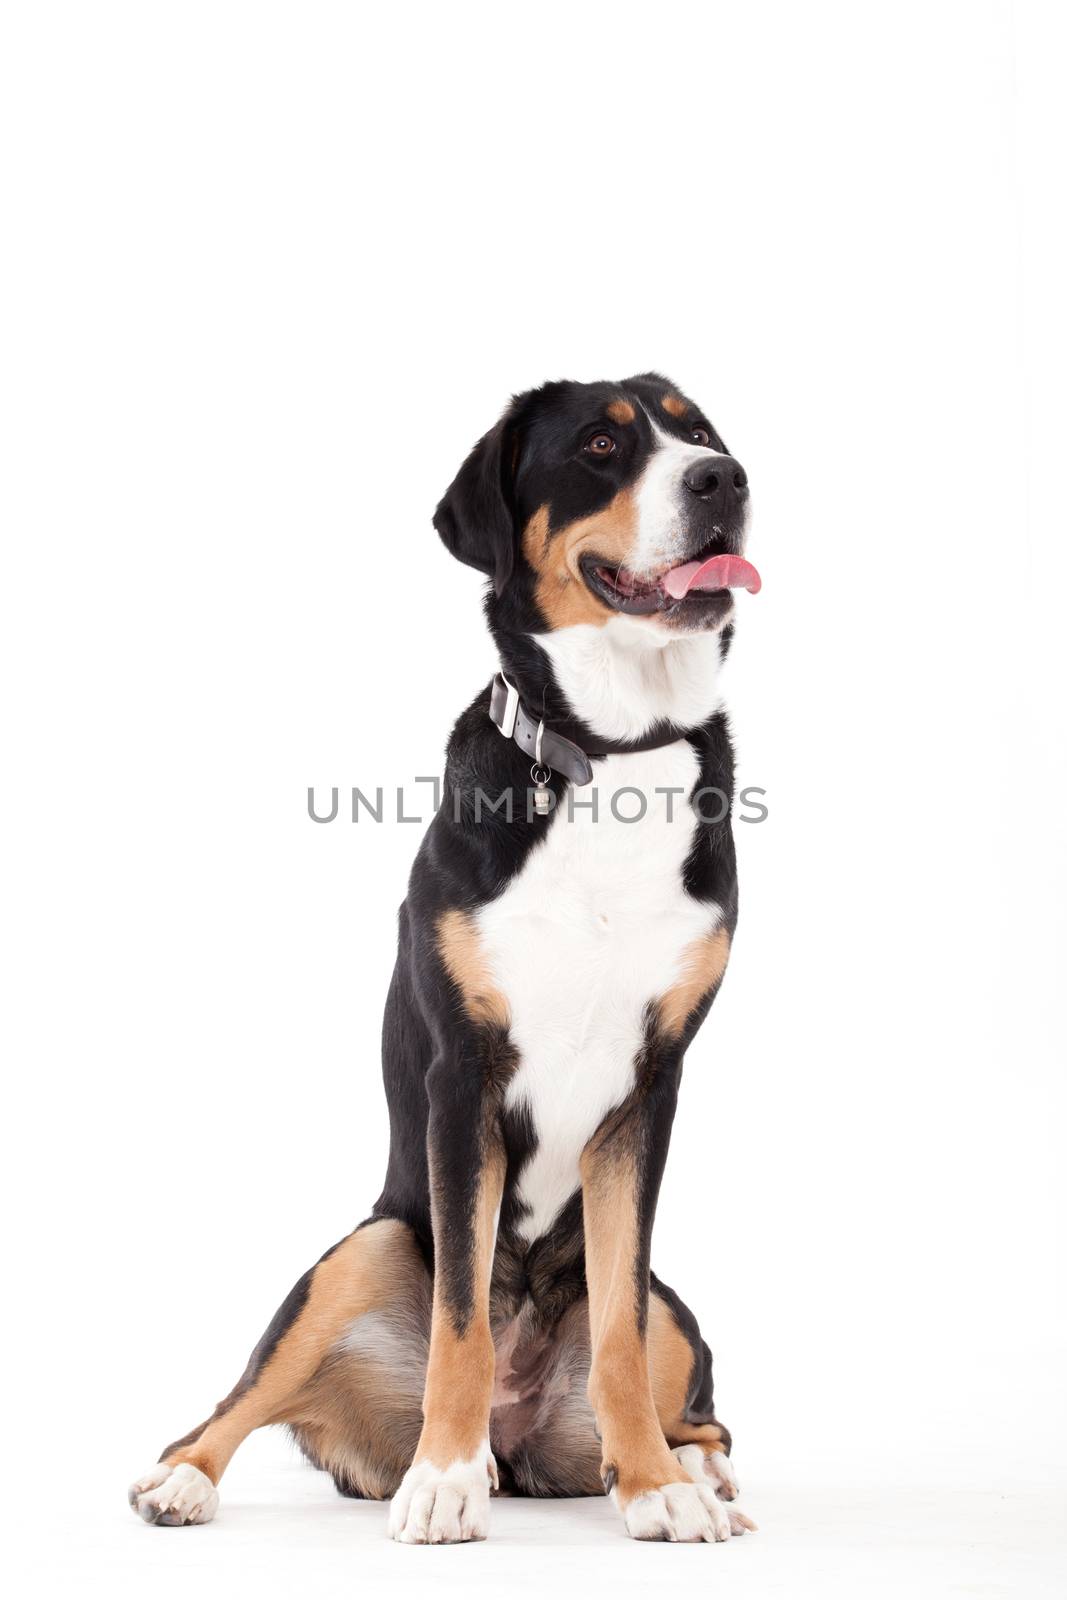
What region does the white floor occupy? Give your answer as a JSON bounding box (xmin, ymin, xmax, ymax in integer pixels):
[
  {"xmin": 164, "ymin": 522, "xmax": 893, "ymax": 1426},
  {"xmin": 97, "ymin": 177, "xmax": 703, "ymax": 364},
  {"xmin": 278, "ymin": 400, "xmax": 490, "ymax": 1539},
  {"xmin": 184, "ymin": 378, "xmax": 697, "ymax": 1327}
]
[{"xmin": 28, "ymin": 1429, "xmax": 1066, "ymax": 1600}]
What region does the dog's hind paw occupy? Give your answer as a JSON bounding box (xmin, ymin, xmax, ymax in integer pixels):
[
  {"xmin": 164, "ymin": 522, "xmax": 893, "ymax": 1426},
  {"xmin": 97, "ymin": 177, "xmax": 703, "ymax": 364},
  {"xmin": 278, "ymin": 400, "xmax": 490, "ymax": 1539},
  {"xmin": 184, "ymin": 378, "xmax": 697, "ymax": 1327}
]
[
  {"xmin": 671, "ymin": 1442, "xmax": 742, "ymax": 1501},
  {"xmin": 669, "ymin": 1444, "xmax": 757, "ymax": 1536},
  {"xmin": 128, "ymin": 1462, "xmax": 219, "ymax": 1526}
]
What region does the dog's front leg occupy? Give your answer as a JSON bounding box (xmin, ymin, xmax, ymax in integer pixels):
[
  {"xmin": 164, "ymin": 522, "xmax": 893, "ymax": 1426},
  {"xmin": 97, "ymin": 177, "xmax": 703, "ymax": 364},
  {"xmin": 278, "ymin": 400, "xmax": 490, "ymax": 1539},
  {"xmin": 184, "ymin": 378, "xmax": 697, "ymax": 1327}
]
[
  {"xmin": 581, "ymin": 1091, "xmax": 736, "ymax": 1544},
  {"xmin": 387, "ymin": 1075, "xmax": 504, "ymax": 1545}
]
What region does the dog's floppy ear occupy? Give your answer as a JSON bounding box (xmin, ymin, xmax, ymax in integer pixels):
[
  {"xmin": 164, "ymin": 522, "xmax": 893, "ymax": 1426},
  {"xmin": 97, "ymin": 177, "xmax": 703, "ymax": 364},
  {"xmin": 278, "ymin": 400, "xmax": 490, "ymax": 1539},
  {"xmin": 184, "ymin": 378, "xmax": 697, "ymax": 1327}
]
[{"xmin": 433, "ymin": 409, "xmax": 518, "ymax": 596}]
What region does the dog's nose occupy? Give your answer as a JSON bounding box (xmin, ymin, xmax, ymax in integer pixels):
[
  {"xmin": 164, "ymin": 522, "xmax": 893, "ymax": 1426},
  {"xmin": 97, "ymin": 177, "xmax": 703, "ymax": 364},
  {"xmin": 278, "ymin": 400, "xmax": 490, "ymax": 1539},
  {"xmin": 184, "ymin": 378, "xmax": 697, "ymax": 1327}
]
[{"xmin": 684, "ymin": 455, "xmax": 748, "ymax": 508}]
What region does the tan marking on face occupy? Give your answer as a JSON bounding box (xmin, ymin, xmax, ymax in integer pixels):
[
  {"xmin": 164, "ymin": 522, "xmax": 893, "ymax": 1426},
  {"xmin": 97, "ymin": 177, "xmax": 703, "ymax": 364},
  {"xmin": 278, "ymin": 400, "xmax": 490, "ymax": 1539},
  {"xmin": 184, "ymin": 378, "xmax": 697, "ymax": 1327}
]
[
  {"xmin": 416, "ymin": 1145, "xmax": 505, "ymax": 1468},
  {"xmin": 662, "ymin": 393, "xmax": 686, "ymax": 417},
  {"xmin": 437, "ymin": 909, "xmax": 509, "ymax": 1028},
  {"xmin": 522, "ymin": 491, "xmax": 639, "ymax": 631},
  {"xmin": 657, "ymin": 926, "xmax": 731, "ymax": 1037},
  {"xmin": 580, "ymin": 1140, "xmax": 689, "ymax": 1506},
  {"xmin": 161, "ymin": 1220, "xmax": 417, "ymax": 1483},
  {"xmin": 606, "ymin": 398, "xmax": 635, "ymax": 424}
]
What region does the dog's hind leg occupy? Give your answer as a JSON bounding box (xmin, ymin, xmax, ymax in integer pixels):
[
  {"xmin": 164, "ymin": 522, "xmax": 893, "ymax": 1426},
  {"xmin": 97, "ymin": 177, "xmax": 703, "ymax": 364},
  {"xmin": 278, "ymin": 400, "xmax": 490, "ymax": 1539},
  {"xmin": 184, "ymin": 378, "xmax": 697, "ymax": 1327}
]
[
  {"xmin": 128, "ymin": 1216, "xmax": 423, "ymax": 1525},
  {"xmin": 646, "ymin": 1280, "xmax": 754, "ymax": 1523}
]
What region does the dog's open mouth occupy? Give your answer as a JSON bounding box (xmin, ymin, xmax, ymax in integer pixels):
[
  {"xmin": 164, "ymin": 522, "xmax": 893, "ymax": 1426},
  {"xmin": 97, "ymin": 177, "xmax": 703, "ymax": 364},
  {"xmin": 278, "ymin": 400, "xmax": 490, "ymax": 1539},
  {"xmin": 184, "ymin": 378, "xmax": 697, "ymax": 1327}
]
[{"xmin": 579, "ymin": 549, "xmax": 762, "ymax": 616}]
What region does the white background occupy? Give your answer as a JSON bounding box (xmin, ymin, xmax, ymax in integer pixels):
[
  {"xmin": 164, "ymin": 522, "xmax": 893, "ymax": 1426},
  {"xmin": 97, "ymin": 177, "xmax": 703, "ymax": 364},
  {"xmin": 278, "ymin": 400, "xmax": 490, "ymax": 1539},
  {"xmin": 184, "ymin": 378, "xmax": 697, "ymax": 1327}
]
[{"xmin": 3, "ymin": 2, "xmax": 1065, "ymax": 1595}]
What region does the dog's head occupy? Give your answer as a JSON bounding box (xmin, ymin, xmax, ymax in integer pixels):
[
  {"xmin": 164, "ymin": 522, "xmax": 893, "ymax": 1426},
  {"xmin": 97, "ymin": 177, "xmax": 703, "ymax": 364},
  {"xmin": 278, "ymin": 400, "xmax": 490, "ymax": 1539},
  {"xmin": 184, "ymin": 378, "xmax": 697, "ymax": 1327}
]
[{"xmin": 434, "ymin": 373, "xmax": 757, "ymax": 641}]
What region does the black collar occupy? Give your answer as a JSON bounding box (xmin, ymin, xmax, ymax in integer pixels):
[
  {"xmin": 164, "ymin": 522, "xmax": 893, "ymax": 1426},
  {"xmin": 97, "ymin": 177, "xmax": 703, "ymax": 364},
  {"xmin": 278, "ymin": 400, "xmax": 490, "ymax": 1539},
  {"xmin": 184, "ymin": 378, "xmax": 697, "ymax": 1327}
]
[{"xmin": 488, "ymin": 671, "xmax": 686, "ymax": 787}]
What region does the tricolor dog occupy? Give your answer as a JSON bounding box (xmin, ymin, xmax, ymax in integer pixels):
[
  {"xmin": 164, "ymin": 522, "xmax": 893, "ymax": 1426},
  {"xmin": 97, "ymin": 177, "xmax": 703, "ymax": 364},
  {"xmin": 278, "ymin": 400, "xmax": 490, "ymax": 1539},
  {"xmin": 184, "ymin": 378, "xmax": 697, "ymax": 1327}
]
[{"xmin": 129, "ymin": 373, "xmax": 761, "ymax": 1545}]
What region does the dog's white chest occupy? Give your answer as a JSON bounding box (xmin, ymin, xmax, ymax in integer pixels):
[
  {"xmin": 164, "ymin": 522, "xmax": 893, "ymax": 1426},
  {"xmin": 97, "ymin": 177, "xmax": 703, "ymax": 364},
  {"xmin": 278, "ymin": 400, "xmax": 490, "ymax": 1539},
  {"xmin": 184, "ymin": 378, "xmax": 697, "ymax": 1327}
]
[{"xmin": 476, "ymin": 743, "xmax": 720, "ymax": 1244}]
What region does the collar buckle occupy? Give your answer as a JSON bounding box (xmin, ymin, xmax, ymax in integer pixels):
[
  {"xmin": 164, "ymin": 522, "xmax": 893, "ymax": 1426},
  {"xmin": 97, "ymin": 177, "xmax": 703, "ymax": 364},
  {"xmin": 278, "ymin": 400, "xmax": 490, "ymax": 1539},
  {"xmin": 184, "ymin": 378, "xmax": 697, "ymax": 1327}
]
[{"xmin": 496, "ymin": 673, "xmax": 520, "ymax": 740}]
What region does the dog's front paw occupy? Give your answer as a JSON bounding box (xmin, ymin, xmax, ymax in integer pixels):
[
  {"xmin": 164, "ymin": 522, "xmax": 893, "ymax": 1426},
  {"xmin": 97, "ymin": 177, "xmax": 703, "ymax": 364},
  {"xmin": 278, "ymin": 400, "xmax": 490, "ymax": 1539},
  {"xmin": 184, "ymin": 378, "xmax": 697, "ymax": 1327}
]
[
  {"xmin": 128, "ymin": 1463, "xmax": 218, "ymax": 1526},
  {"xmin": 623, "ymin": 1480, "xmax": 730, "ymax": 1542},
  {"xmin": 622, "ymin": 1480, "xmax": 755, "ymax": 1543},
  {"xmin": 387, "ymin": 1444, "xmax": 497, "ymax": 1544}
]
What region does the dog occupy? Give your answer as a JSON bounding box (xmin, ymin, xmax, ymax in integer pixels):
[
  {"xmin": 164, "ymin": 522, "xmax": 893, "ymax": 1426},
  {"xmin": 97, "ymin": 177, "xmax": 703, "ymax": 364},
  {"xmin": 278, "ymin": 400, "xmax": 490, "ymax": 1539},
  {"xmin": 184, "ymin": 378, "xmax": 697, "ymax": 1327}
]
[{"xmin": 129, "ymin": 372, "xmax": 761, "ymax": 1544}]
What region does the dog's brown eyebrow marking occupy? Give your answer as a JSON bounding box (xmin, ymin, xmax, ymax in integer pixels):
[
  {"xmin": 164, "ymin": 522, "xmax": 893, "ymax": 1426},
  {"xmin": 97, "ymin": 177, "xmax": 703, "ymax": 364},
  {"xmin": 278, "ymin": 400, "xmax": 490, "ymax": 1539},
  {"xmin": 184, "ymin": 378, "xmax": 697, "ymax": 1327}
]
[
  {"xmin": 661, "ymin": 394, "xmax": 687, "ymax": 417},
  {"xmin": 606, "ymin": 399, "xmax": 635, "ymax": 424}
]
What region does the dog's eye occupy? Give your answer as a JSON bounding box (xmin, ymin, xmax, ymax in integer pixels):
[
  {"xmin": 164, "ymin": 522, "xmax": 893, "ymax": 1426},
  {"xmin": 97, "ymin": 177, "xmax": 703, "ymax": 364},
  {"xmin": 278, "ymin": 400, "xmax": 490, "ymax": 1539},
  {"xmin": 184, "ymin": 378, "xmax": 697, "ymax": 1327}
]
[
  {"xmin": 584, "ymin": 433, "xmax": 616, "ymax": 456},
  {"xmin": 691, "ymin": 426, "xmax": 712, "ymax": 447}
]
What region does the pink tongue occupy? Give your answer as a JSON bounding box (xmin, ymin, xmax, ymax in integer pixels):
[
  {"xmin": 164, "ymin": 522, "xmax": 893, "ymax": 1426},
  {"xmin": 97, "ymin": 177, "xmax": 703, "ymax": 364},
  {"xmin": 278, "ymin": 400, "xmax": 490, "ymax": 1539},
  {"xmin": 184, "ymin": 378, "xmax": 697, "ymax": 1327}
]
[{"xmin": 662, "ymin": 554, "xmax": 762, "ymax": 600}]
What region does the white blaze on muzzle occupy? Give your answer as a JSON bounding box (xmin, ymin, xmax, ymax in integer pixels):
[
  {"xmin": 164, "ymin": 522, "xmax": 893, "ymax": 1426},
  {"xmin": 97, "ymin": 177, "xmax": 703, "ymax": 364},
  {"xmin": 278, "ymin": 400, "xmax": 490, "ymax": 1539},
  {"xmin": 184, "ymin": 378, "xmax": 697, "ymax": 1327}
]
[{"xmin": 630, "ymin": 422, "xmax": 746, "ymax": 578}]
